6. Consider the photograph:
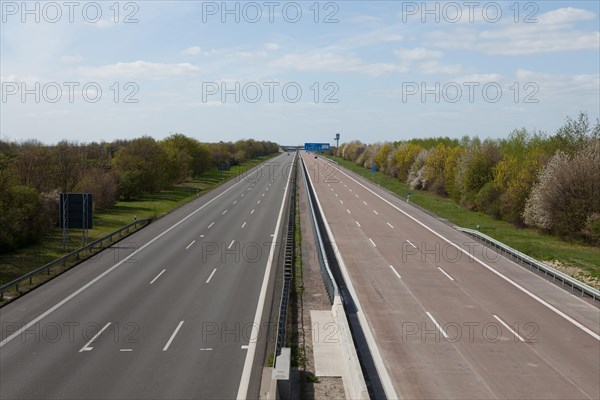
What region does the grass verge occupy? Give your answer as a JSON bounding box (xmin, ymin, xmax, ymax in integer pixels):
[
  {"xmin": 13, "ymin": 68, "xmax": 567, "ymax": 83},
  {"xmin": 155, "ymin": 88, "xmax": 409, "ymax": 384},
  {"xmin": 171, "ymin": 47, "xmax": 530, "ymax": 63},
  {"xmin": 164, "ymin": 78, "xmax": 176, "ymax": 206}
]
[
  {"xmin": 326, "ymin": 155, "xmax": 600, "ymax": 289},
  {"xmin": 0, "ymin": 154, "xmax": 278, "ymax": 288}
]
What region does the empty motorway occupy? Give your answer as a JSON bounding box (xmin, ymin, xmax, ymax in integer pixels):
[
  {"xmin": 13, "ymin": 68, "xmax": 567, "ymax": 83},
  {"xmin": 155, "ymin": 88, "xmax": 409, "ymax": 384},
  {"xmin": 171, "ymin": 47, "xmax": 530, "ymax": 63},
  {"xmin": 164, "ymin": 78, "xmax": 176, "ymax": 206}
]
[
  {"xmin": 302, "ymin": 152, "xmax": 600, "ymax": 400},
  {"xmin": 0, "ymin": 153, "xmax": 295, "ymax": 399},
  {"xmin": 2, "ymin": 150, "xmax": 598, "ymax": 400}
]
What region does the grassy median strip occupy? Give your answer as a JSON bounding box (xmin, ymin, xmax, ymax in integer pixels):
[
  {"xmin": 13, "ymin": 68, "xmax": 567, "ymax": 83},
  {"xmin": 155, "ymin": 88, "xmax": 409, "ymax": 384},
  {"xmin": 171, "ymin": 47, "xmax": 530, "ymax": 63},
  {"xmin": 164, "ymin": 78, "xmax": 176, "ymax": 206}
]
[
  {"xmin": 327, "ymin": 155, "xmax": 600, "ymax": 288},
  {"xmin": 0, "ymin": 154, "xmax": 277, "ymax": 288}
]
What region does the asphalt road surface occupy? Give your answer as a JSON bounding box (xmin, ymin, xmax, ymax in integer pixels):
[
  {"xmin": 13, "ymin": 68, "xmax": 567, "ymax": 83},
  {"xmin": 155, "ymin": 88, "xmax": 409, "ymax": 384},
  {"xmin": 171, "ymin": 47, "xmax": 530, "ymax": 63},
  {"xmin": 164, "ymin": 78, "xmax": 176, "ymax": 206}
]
[
  {"xmin": 0, "ymin": 153, "xmax": 295, "ymax": 400},
  {"xmin": 302, "ymin": 152, "xmax": 600, "ymax": 400}
]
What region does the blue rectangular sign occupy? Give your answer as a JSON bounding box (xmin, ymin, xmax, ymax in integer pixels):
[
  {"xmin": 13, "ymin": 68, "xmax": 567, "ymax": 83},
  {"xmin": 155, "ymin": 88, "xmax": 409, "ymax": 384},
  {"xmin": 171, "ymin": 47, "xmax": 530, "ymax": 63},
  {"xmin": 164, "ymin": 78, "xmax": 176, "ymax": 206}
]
[{"xmin": 304, "ymin": 143, "xmax": 330, "ymax": 151}]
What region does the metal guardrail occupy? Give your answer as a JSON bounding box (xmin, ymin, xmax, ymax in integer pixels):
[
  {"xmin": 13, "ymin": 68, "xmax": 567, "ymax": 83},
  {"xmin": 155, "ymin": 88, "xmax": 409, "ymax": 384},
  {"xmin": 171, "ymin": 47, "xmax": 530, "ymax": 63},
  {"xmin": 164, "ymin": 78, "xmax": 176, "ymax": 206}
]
[
  {"xmin": 0, "ymin": 218, "xmax": 152, "ymax": 302},
  {"xmin": 302, "ymin": 155, "xmax": 370, "ymax": 399},
  {"xmin": 301, "ymin": 156, "xmax": 339, "ymax": 304},
  {"xmin": 457, "ymin": 227, "xmax": 600, "ymax": 303},
  {"xmin": 274, "ymin": 155, "xmax": 297, "ymax": 357}
]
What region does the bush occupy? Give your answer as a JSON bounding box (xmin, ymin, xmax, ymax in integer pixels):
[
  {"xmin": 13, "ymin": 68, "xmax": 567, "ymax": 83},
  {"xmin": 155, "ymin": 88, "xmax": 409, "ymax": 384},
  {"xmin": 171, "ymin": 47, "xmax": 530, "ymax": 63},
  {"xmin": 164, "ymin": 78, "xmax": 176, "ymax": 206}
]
[
  {"xmin": 582, "ymin": 214, "xmax": 600, "ymax": 245},
  {"xmin": 524, "ymin": 140, "xmax": 600, "ymax": 241},
  {"xmin": 75, "ymin": 168, "xmax": 118, "ymax": 210},
  {"xmin": 475, "ymin": 182, "xmax": 501, "ymax": 218}
]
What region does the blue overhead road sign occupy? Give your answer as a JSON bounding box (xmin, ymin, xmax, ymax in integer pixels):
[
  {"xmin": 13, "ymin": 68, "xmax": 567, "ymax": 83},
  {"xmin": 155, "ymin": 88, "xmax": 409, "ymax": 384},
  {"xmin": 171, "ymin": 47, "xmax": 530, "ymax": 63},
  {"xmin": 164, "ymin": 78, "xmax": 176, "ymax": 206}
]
[{"xmin": 304, "ymin": 143, "xmax": 330, "ymax": 151}]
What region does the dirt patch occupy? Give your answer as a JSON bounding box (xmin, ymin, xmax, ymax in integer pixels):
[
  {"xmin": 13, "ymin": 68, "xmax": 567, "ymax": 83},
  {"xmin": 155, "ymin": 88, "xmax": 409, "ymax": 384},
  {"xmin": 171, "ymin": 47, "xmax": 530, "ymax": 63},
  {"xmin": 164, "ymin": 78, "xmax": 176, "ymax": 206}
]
[{"xmin": 544, "ymin": 259, "xmax": 600, "ymax": 290}]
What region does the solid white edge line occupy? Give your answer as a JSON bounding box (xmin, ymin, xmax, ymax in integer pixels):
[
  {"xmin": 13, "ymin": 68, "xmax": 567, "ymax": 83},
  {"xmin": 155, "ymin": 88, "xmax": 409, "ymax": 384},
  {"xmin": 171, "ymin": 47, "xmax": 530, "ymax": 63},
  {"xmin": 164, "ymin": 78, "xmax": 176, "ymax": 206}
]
[
  {"xmin": 236, "ymin": 156, "xmax": 294, "ymax": 399},
  {"xmin": 0, "ymin": 156, "xmax": 276, "ymax": 349},
  {"xmin": 493, "ymin": 314, "xmax": 526, "ymax": 342},
  {"xmin": 163, "ymin": 321, "xmax": 184, "ymax": 351},
  {"xmin": 437, "ymin": 267, "xmax": 455, "ymax": 282},
  {"xmin": 149, "ymin": 269, "xmax": 166, "ymax": 284},
  {"xmin": 79, "ymin": 322, "xmax": 111, "ymax": 352},
  {"xmin": 335, "ymin": 161, "xmax": 600, "ymax": 341},
  {"xmin": 206, "ymin": 268, "xmax": 217, "ymax": 284},
  {"xmin": 426, "ymin": 311, "xmax": 449, "ymax": 339},
  {"xmin": 389, "ymin": 265, "xmax": 402, "ymax": 279},
  {"xmin": 186, "ymin": 240, "xmax": 196, "ymax": 250},
  {"xmin": 305, "ymin": 156, "xmax": 393, "ymax": 399}
]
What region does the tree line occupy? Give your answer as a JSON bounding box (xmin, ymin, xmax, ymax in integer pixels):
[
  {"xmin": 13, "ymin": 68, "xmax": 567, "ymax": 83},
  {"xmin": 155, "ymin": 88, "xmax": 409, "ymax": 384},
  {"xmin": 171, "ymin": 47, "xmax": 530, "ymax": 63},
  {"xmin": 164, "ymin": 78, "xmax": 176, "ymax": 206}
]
[
  {"xmin": 0, "ymin": 135, "xmax": 279, "ymax": 252},
  {"xmin": 335, "ymin": 113, "xmax": 600, "ymax": 245}
]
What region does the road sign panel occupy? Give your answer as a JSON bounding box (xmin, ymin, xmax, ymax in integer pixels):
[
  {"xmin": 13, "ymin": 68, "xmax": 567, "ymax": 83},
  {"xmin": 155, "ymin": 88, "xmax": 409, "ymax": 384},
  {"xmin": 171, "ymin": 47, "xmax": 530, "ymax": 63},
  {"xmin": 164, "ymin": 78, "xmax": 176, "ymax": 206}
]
[{"xmin": 304, "ymin": 143, "xmax": 330, "ymax": 151}]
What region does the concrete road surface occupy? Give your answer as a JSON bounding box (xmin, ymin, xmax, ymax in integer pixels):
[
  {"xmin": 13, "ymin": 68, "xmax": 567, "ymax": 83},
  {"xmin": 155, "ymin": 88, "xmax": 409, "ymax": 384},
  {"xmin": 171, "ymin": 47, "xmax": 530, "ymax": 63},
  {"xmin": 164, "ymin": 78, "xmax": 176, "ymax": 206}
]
[
  {"xmin": 1, "ymin": 153, "xmax": 295, "ymax": 399},
  {"xmin": 302, "ymin": 152, "xmax": 599, "ymax": 400}
]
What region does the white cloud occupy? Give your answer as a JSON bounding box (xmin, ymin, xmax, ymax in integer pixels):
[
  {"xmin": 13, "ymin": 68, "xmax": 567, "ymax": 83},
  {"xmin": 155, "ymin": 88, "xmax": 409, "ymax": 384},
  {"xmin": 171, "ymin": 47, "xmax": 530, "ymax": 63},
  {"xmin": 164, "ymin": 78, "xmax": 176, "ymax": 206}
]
[
  {"xmin": 42, "ymin": 110, "xmax": 73, "ymax": 116},
  {"xmin": 61, "ymin": 55, "xmax": 83, "ymax": 63},
  {"xmin": 395, "ymin": 47, "xmax": 442, "ymax": 61},
  {"xmin": 265, "ymin": 43, "xmax": 280, "ymax": 51},
  {"xmin": 0, "ymin": 74, "xmax": 47, "ymax": 85},
  {"xmin": 418, "ymin": 60, "xmax": 464, "ymax": 74},
  {"xmin": 372, "ymin": 70, "xmax": 598, "ymax": 107},
  {"xmin": 78, "ymin": 61, "xmax": 201, "ymax": 79},
  {"xmin": 203, "ymin": 48, "xmax": 268, "ymax": 59},
  {"xmin": 367, "ymin": 88, "xmax": 404, "ymax": 99},
  {"xmin": 336, "ymin": 31, "xmax": 403, "ymax": 49},
  {"xmin": 425, "ymin": 7, "xmax": 600, "ymax": 55},
  {"xmin": 539, "ymin": 7, "xmax": 596, "ymax": 25},
  {"xmin": 515, "ymin": 69, "xmax": 599, "ymax": 101},
  {"xmin": 453, "ymin": 73, "xmax": 503, "ymax": 84},
  {"xmin": 181, "ymin": 46, "xmax": 202, "ymax": 56},
  {"xmin": 185, "ymin": 101, "xmax": 231, "ymax": 108},
  {"xmin": 269, "ymin": 52, "xmax": 400, "ymax": 76},
  {"xmin": 346, "ymin": 14, "xmax": 383, "ymax": 25},
  {"xmin": 392, "ymin": 48, "xmax": 464, "ymax": 74},
  {"xmin": 92, "ymin": 19, "xmax": 117, "ymax": 29}
]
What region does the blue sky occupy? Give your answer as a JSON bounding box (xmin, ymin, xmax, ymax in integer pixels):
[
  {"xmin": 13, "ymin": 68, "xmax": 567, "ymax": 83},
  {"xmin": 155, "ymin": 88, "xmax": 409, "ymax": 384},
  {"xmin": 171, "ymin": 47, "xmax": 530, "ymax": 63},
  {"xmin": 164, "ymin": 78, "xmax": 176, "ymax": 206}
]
[{"xmin": 1, "ymin": 0, "xmax": 599, "ymax": 145}]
